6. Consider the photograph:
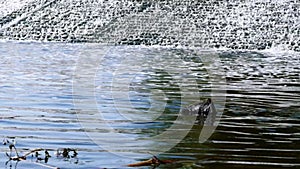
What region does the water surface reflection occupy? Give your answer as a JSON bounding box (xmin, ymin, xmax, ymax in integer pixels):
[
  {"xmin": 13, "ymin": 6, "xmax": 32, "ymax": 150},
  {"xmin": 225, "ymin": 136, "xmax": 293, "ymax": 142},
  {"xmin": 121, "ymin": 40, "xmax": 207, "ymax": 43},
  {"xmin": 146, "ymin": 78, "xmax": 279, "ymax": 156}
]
[{"xmin": 0, "ymin": 42, "xmax": 299, "ymax": 168}]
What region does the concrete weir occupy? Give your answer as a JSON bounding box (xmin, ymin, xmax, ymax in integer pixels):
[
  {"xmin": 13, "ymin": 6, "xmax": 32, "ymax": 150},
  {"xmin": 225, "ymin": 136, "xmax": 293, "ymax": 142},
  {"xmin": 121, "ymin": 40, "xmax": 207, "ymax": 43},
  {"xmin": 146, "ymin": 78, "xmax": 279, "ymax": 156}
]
[{"xmin": 0, "ymin": 0, "xmax": 299, "ymax": 51}]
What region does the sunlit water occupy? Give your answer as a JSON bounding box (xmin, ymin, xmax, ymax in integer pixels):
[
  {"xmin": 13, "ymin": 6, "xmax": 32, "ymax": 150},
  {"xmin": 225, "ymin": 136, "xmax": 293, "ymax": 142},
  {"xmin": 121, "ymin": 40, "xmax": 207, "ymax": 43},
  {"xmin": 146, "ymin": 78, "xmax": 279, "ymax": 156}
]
[{"xmin": 0, "ymin": 42, "xmax": 299, "ymax": 169}]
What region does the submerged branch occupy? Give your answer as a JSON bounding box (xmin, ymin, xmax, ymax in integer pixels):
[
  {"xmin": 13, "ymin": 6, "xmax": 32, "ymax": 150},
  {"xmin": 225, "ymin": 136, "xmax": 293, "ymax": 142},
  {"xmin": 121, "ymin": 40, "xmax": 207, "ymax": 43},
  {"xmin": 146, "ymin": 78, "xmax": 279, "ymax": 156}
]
[{"xmin": 127, "ymin": 156, "xmax": 174, "ymax": 168}]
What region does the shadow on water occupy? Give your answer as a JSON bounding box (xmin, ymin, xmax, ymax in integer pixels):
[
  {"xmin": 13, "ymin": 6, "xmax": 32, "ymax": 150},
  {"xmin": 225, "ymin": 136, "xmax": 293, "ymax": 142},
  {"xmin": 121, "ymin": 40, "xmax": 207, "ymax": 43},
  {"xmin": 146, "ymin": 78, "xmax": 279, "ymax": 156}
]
[{"xmin": 0, "ymin": 42, "xmax": 299, "ymax": 168}]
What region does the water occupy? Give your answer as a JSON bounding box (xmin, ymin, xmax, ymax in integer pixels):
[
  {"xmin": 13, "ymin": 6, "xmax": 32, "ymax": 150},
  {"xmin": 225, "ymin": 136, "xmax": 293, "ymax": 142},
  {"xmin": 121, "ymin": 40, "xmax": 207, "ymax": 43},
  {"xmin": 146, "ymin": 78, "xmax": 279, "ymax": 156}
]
[{"xmin": 0, "ymin": 42, "xmax": 299, "ymax": 169}]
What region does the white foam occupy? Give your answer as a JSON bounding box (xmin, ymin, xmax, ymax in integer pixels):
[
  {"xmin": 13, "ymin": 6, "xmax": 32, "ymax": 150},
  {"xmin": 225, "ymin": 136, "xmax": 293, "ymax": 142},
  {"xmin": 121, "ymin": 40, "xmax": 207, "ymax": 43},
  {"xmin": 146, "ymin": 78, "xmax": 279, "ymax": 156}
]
[
  {"xmin": 261, "ymin": 44, "xmax": 299, "ymax": 56},
  {"xmin": 0, "ymin": 0, "xmax": 34, "ymax": 17}
]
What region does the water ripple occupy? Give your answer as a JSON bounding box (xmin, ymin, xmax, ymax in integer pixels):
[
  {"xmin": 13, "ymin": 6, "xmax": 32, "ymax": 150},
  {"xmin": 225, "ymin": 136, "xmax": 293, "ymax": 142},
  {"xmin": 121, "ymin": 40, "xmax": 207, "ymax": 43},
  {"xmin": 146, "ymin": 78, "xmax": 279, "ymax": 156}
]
[{"xmin": 0, "ymin": 43, "xmax": 299, "ymax": 168}]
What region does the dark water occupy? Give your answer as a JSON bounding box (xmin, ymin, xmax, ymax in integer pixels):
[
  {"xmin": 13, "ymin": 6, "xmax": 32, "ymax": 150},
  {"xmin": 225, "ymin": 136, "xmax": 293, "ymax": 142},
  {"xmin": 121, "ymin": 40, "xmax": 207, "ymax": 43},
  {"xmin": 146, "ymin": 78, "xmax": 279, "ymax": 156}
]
[{"xmin": 0, "ymin": 42, "xmax": 299, "ymax": 169}]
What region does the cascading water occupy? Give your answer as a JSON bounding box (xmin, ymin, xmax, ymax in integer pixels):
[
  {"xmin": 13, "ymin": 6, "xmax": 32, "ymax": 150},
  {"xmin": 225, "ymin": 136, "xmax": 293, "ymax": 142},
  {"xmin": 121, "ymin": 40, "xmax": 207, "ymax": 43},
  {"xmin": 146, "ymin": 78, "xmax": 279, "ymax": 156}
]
[{"xmin": 0, "ymin": 0, "xmax": 299, "ymax": 51}]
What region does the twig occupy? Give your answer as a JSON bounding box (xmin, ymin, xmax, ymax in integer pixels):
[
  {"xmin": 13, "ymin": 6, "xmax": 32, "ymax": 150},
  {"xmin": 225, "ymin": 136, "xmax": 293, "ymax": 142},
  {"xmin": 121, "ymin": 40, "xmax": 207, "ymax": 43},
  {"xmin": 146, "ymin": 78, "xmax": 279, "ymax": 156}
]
[{"xmin": 23, "ymin": 148, "xmax": 44, "ymax": 157}]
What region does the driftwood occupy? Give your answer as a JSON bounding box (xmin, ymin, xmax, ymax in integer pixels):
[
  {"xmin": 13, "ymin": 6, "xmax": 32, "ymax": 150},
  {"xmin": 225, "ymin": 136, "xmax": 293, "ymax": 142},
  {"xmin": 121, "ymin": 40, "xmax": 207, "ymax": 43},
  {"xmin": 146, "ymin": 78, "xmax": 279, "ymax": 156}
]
[
  {"xmin": 127, "ymin": 156, "xmax": 174, "ymax": 168},
  {"xmin": 2, "ymin": 138, "xmax": 78, "ymax": 169}
]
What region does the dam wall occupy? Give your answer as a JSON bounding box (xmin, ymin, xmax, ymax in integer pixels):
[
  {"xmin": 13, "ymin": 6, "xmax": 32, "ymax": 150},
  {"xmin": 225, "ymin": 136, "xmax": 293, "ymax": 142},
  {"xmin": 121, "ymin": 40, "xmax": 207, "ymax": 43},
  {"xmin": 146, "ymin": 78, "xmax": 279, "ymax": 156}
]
[{"xmin": 0, "ymin": 0, "xmax": 299, "ymax": 51}]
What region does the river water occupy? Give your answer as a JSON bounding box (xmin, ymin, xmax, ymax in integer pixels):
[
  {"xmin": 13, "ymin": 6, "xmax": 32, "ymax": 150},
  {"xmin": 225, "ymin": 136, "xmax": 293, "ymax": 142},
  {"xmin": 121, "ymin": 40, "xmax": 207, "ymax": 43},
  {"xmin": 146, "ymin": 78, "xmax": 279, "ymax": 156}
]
[{"xmin": 0, "ymin": 42, "xmax": 299, "ymax": 169}]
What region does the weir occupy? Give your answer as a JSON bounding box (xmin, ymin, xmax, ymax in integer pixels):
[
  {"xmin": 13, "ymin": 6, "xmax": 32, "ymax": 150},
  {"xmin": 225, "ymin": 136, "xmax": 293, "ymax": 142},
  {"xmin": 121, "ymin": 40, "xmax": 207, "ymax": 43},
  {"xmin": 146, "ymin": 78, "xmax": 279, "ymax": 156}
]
[{"xmin": 0, "ymin": 0, "xmax": 299, "ymax": 51}]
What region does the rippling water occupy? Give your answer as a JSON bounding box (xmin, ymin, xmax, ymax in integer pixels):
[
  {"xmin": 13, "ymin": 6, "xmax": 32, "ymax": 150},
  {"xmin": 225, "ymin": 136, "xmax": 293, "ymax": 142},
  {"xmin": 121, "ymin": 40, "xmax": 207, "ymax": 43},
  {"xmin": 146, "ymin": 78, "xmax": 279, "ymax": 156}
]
[{"xmin": 0, "ymin": 42, "xmax": 299, "ymax": 169}]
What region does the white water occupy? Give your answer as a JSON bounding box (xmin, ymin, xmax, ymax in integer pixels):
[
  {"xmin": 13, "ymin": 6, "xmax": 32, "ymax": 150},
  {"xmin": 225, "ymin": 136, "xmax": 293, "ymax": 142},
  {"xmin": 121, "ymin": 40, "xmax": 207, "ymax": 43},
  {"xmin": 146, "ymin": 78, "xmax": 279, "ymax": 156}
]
[{"xmin": 0, "ymin": 0, "xmax": 299, "ymax": 51}]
